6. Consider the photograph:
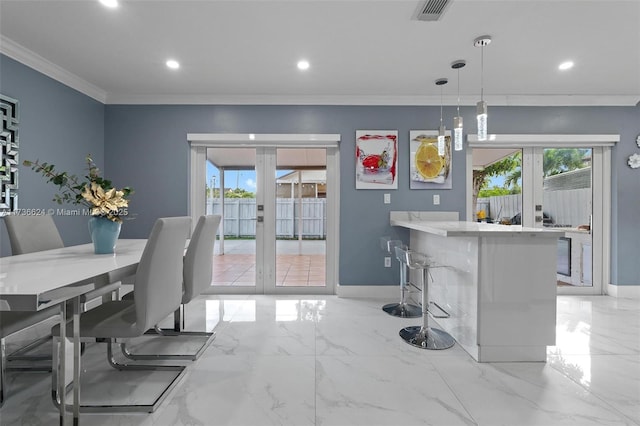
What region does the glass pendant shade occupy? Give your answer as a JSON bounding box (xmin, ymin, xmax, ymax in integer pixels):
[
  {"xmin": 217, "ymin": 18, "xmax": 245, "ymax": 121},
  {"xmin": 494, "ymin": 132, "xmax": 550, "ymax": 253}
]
[
  {"xmin": 437, "ymin": 124, "xmax": 446, "ymax": 156},
  {"xmin": 453, "ymin": 116, "xmax": 463, "ymax": 151},
  {"xmin": 476, "ymin": 100, "xmax": 488, "ymax": 141}
]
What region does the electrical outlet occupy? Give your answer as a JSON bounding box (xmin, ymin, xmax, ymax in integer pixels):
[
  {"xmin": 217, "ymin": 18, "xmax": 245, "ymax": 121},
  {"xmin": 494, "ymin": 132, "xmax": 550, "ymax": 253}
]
[
  {"xmin": 433, "ymin": 194, "xmax": 440, "ymax": 205},
  {"xmin": 383, "ymin": 193, "xmax": 391, "ymax": 204},
  {"xmin": 384, "ymin": 257, "xmax": 391, "ymax": 267}
]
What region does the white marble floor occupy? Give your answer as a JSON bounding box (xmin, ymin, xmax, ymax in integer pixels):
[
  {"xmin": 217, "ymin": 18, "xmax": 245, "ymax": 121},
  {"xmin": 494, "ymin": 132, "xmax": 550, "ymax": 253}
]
[{"xmin": 1, "ymin": 295, "xmax": 638, "ymax": 426}]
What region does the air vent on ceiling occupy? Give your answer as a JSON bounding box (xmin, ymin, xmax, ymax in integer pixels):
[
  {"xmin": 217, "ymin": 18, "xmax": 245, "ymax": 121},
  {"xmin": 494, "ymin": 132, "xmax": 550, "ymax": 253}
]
[{"xmin": 416, "ymin": 0, "xmax": 452, "ymax": 21}]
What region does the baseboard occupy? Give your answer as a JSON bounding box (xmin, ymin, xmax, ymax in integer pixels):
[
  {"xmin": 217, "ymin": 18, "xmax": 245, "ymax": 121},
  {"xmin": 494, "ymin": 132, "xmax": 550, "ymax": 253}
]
[
  {"xmin": 607, "ymin": 283, "xmax": 640, "ymax": 299},
  {"xmin": 336, "ymin": 284, "xmax": 398, "ymax": 299}
]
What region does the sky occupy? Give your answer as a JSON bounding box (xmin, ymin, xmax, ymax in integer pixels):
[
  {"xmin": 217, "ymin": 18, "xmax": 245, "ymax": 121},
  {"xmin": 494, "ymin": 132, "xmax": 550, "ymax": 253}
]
[{"xmin": 206, "ymin": 162, "xmax": 291, "ymax": 192}]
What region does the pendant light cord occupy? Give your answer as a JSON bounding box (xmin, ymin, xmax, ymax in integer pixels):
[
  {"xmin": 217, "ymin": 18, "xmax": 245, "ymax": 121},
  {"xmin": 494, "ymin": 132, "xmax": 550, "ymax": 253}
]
[
  {"xmin": 480, "ymin": 45, "xmax": 484, "ymax": 102},
  {"xmin": 457, "ymin": 68, "xmax": 461, "ymax": 116},
  {"xmin": 440, "ymin": 85, "xmax": 444, "ymax": 126}
]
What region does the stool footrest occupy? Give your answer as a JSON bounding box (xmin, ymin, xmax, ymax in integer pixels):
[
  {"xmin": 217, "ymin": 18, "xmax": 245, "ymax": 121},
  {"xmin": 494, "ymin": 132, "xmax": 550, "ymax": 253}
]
[{"xmin": 428, "ymin": 301, "xmax": 450, "ymax": 319}]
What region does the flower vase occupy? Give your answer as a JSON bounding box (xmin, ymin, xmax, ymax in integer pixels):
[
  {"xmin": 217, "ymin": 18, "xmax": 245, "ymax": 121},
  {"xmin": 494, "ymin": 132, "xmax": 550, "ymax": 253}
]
[{"xmin": 88, "ymin": 216, "xmax": 121, "ymax": 254}]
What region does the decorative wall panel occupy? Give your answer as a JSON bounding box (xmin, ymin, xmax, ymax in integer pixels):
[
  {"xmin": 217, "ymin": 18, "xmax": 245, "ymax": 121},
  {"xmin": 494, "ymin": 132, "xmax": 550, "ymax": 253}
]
[{"xmin": 1, "ymin": 94, "xmax": 19, "ymax": 215}]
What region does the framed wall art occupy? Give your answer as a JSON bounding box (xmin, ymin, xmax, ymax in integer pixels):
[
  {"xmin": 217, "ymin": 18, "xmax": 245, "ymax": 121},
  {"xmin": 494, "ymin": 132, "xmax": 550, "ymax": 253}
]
[
  {"xmin": 409, "ymin": 130, "xmax": 452, "ymax": 190},
  {"xmin": 355, "ymin": 130, "xmax": 398, "ymax": 189}
]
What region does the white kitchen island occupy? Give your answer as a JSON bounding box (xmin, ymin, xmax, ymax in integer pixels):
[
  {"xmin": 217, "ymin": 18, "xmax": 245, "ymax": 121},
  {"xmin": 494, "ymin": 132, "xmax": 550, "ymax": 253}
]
[{"xmin": 390, "ymin": 212, "xmax": 564, "ymax": 362}]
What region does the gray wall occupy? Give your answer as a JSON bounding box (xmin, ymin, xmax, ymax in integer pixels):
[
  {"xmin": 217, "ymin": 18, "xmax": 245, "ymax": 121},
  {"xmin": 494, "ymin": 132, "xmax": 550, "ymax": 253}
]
[
  {"xmin": 104, "ymin": 104, "xmax": 640, "ymax": 287},
  {"xmin": 2, "ymin": 54, "xmax": 638, "ymax": 287},
  {"xmin": 0, "ymin": 55, "xmax": 104, "ymax": 256}
]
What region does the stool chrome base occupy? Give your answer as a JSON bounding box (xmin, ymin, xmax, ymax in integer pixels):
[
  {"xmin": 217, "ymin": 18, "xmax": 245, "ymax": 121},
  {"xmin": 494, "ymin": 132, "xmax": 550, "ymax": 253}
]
[
  {"xmin": 382, "ymin": 302, "xmax": 422, "ymax": 318},
  {"xmin": 399, "ymin": 326, "xmax": 455, "ymax": 350}
]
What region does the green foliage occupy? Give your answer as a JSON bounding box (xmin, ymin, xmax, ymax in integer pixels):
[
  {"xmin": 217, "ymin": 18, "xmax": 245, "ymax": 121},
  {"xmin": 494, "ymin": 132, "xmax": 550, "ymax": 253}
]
[
  {"xmin": 224, "ymin": 188, "xmax": 255, "ymax": 198},
  {"xmin": 478, "ymin": 186, "xmax": 514, "ymax": 198},
  {"xmin": 23, "ymin": 156, "xmax": 133, "ymax": 207},
  {"xmin": 543, "ymin": 148, "xmax": 589, "ymax": 177}
]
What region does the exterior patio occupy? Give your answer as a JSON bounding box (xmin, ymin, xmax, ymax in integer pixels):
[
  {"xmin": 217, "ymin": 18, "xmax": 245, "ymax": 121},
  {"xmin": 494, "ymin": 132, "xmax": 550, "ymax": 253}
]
[{"xmin": 212, "ymin": 239, "xmax": 326, "ymax": 287}]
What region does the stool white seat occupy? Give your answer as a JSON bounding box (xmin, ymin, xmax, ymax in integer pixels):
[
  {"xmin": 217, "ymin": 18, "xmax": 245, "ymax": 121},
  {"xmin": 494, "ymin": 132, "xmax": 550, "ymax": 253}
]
[
  {"xmin": 380, "ymin": 239, "xmax": 421, "ymax": 318},
  {"xmin": 397, "ymin": 248, "xmax": 455, "ymax": 350}
]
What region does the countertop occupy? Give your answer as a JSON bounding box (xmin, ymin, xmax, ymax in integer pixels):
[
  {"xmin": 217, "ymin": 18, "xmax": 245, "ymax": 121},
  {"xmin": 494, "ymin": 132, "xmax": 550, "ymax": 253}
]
[{"xmin": 390, "ymin": 219, "xmax": 565, "ymax": 238}]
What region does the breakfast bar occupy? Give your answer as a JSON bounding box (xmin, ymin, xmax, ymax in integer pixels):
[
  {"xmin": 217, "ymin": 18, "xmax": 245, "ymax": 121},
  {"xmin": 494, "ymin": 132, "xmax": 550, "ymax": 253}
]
[{"xmin": 390, "ymin": 212, "xmax": 564, "ymax": 362}]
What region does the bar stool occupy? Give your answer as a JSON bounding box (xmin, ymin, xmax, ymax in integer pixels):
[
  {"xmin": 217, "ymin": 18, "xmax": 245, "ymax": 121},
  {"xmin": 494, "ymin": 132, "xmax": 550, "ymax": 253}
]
[
  {"xmin": 381, "ymin": 240, "xmax": 421, "ymax": 318},
  {"xmin": 397, "ymin": 247, "xmax": 455, "ymax": 350}
]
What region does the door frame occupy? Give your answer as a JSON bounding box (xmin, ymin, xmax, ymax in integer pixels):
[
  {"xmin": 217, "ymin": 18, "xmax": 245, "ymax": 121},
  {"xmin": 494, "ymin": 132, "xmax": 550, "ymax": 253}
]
[
  {"xmin": 187, "ymin": 133, "xmax": 341, "ymax": 295},
  {"xmin": 465, "ymin": 134, "xmax": 619, "ymax": 295}
]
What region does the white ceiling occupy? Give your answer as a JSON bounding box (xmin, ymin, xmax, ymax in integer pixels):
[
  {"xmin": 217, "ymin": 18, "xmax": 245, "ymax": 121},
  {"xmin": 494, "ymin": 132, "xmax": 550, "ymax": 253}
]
[{"xmin": 1, "ymin": 0, "xmax": 639, "ymax": 106}]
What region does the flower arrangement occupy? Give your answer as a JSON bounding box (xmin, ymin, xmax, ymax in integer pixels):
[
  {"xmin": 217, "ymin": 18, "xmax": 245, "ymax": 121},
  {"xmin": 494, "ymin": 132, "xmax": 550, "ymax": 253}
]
[{"xmin": 23, "ymin": 155, "xmax": 133, "ymax": 222}]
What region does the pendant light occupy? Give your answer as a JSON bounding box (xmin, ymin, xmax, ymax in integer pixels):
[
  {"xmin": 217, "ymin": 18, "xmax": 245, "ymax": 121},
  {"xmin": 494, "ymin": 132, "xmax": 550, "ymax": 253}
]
[
  {"xmin": 451, "ymin": 60, "xmax": 466, "ymax": 151},
  {"xmin": 474, "ymin": 35, "xmax": 492, "ymax": 141},
  {"xmin": 435, "ymin": 78, "xmax": 448, "ymax": 156}
]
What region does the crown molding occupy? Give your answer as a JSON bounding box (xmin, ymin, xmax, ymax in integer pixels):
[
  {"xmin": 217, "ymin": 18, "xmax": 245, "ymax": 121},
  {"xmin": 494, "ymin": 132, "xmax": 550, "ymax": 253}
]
[
  {"xmin": 1, "ymin": 35, "xmax": 107, "ymax": 103},
  {"xmin": 105, "ymin": 93, "xmax": 640, "ymax": 107}
]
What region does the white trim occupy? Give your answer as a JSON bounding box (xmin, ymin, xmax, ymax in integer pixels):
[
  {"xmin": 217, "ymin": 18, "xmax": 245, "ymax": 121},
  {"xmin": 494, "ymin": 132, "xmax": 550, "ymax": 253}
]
[
  {"xmin": 1, "ymin": 35, "xmax": 107, "ymax": 103},
  {"xmin": 466, "ymin": 134, "xmax": 617, "ymax": 296},
  {"xmin": 188, "ymin": 133, "xmax": 340, "ymax": 295},
  {"xmin": 336, "ymin": 285, "xmax": 398, "ymax": 299},
  {"xmin": 107, "ymin": 93, "xmax": 640, "ymax": 107},
  {"xmin": 468, "ymin": 134, "xmax": 619, "ymax": 147},
  {"xmin": 188, "ymin": 133, "xmax": 340, "ymax": 147},
  {"xmin": 606, "ymin": 284, "xmax": 640, "ymax": 299}
]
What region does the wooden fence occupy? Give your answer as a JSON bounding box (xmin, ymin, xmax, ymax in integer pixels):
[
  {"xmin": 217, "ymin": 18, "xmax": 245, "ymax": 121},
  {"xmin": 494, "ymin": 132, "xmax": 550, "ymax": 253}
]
[
  {"xmin": 477, "ymin": 188, "xmax": 590, "ymax": 226},
  {"xmin": 206, "ymin": 198, "xmax": 326, "ymax": 238}
]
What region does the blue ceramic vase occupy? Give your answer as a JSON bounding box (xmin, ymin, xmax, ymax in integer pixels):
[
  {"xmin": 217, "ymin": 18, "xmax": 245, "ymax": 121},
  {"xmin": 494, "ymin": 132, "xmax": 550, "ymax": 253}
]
[{"xmin": 88, "ymin": 216, "xmax": 121, "ymax": 254}]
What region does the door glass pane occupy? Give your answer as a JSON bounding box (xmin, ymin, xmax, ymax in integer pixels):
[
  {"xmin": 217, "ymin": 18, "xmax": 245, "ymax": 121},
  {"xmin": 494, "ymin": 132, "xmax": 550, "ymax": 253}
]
[
  {"xmin": 472, "ymin": 148, "xmax": 522, "ymax": 225},
  {"xmin": 542, "ymin": 148, "xmax": 593, "ymax": 288},
  {"xmin": 206, "ymin": 147, "xmax": 257, "ymax": 288},
  {"xmin": 275, "ymin": 148, "xmax": 326, "ymax": 288}
]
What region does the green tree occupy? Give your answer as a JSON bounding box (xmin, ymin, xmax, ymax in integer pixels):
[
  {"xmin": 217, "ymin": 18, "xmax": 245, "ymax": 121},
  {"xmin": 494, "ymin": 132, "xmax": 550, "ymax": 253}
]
[
  {"xmin": 543, "ymin": 148, "xmax": 589, "ymax": 177},
  {"xmin": 225, "ymin": 188, "xmax": 255, "ymax": 198},
  {"xmin": 472, "ymin": 153, "xmax": 520, "ymax": 213}
]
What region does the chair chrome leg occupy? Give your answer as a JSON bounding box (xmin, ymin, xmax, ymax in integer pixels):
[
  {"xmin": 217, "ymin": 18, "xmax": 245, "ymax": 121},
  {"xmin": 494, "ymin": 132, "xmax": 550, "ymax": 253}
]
[
  {"xmin": 6, "ymin": 335, "xmax": 51, "ymax": 361},
  {"xmin": 52, "ymin": 340, "xmax": 187, "ymax": 413},
  {"xmin": 1, "ymin": 338, "xmax": 5, "ymax": 408},
  {"xmin": 120, "ymin": 329, "xmax": 216, "ymax": 361},
  {"xmin": 123, "ymin": 305, "xmax": 215, "ymax": 361}
]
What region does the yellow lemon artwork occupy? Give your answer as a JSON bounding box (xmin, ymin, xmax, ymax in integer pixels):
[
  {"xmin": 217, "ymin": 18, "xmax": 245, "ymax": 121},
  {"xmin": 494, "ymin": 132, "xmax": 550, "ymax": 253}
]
[{"xmin": 414, "ymin": 143, "xmax": 443, "ymax": 179}]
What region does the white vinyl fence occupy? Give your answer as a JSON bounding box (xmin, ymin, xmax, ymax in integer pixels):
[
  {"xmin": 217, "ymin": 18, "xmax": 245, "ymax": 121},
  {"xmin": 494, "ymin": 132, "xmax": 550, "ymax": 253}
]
[
  {"xmin": 477, "ymin": 188, "xmax": 590, "ymax": 226},
  {"xmin": 206, "ymin": 198, "xmax": 326, "ymax": 238}
]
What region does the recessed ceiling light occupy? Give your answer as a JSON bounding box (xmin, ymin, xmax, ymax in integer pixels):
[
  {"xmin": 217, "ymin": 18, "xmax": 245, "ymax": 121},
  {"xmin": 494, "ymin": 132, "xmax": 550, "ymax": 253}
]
[
  {"xmin": 166, "ymin": 59, "xmax": 180, "ymax": 70},
  {"xmin": 99, "ymin": 0, "xmax": 119, "ymax": 8},
  {"xmin": 297, "ymin": 60, "xmax": 310, "ymax": 71},
  {"xmin": 558, "ymin": 61, "xmax": 574, "ymax": 71}
]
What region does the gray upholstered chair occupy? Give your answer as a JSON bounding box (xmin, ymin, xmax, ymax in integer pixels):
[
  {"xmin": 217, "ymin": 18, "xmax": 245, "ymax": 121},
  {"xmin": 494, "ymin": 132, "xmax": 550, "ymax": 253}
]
[
  {"xmin": 51, "ymin": 216, "xmax": 191, "ymax": 413},
  {"xmin": 4, "ymin": 215, "xmax": 123, "ymax": 309},
  {"xmin": 1, "ymin": 215, "xmax": 65, "ymax": 407},
  {"xmin": 0, "ymin": 309, "xmax": 57, "ymax": 407},
  {"xmin": 121, "ymin": 215, "xmax": 221, "ymax": 361}
]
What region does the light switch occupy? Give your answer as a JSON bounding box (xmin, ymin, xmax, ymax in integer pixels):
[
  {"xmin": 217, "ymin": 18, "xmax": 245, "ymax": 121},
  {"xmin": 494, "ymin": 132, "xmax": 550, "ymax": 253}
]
[
  {"xmin": 433, "ymin": 194, "xmax": 440, "ymax": 205},
  {"xmin": 384, "ymin": 193, "xmax": 391, "ymax": 204}
]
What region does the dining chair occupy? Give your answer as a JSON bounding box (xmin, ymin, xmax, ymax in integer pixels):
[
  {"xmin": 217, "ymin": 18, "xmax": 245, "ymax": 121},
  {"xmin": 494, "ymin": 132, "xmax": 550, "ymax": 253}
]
[
  {"xmin": 51, "ymin": 216, "xmax": 191, "ymax": 413},
  {"xmin": 121, "ymin": 215, "xmax": 221, "ymax": 361},
  {"xmin": 0, "ymin": 309, "xmax": 57, "ymax": 407},
  {"xmin": 0, "ymin": 215, "xmax": 67, "ymax": 406},
  {"xmin": 4, "ymin": 215, "xmax": 123, "ymax": 311}
]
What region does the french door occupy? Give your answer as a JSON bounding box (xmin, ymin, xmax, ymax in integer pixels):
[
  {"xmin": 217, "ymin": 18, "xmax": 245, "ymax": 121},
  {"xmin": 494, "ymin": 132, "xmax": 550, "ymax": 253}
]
[
  {"xmin": 466, "ymin": 134, "xmax": 617, "ymax": 295},
  {"xmin": 188, "ymin": 134, "xmax": 340, "ymax": 295}
]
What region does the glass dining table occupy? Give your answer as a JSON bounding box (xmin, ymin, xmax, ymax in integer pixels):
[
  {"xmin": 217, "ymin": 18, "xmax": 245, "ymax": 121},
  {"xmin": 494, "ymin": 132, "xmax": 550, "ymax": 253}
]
[{"xmin": 0, "ymin": 239, "xmax": 146, "ymax": 425}]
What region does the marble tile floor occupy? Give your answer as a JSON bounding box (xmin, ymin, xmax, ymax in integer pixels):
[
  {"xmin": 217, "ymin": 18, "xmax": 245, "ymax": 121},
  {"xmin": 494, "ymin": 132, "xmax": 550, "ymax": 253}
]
[{"xmin": 0, "ymin": 295, "xmax": 638, "ymax": 426}]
